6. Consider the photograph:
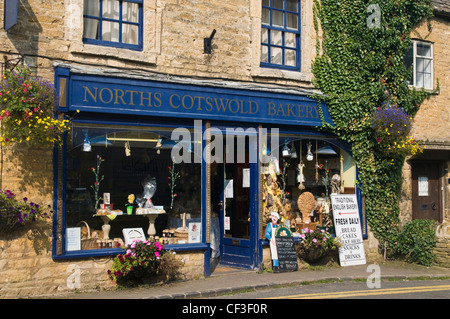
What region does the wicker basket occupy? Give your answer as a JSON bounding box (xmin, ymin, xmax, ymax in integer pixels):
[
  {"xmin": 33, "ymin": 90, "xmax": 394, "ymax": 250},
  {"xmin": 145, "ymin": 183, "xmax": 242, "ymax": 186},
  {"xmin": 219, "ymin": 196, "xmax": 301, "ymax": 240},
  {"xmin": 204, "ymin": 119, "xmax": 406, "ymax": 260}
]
[{"xmin": 77, "ymin": 221, "xmax": 98, "ymax": 250}]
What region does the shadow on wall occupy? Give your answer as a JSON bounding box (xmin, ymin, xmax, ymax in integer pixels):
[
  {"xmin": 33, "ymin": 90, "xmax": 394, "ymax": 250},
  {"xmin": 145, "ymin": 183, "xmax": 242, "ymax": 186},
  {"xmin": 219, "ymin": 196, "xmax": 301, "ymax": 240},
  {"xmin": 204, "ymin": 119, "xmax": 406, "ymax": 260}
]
[
  {"xmin": 5, "ymin": 0, "xmax": 43, "ymax": 69},
  {"xmin": 2, "ymin": 145, "xmax": 53, "ymax": 202}
]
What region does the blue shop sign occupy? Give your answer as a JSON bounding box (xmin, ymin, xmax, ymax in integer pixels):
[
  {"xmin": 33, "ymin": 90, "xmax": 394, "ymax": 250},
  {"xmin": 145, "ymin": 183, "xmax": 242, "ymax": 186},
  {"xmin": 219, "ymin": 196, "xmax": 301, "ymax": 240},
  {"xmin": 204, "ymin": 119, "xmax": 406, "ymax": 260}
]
[{"xmin": 56, "ymin": 67, "xmax": 332, "ymax": 127}]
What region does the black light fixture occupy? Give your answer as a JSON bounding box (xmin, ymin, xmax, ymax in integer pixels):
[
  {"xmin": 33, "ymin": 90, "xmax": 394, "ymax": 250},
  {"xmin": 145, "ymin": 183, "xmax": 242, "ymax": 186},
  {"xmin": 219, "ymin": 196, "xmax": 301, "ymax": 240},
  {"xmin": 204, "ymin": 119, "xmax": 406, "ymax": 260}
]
[{"xmin": 204, "ymin": 29, "xmax": 216, "ymax": 54}]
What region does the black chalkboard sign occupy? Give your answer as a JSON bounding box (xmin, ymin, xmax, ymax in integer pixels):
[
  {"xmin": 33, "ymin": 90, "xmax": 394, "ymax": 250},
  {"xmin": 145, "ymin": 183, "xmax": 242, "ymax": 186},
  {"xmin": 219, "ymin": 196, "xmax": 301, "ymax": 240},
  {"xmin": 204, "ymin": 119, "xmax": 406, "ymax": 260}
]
[{"xmin": 275, "ymin": 236, "xmax": 298, "ymax": 272}]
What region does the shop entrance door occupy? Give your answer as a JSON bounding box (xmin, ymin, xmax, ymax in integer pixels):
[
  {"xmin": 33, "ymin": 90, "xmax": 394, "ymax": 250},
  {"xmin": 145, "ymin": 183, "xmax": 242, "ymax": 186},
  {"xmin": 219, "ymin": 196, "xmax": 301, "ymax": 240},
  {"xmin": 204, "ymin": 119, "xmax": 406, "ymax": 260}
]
[
  {"xmin": 411, "ymin": 161, "xmax": 442, "ymax": 223},
  {"xmin": 210, "ymin": 129, "xmax": 259, "ymax": 269}
]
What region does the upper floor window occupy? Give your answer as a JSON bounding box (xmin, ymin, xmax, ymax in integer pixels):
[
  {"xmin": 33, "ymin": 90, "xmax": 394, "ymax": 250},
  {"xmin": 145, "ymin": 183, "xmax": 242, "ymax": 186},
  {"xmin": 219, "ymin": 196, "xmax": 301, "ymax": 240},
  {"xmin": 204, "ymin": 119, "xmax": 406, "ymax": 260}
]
[
  {"xmin": 83, "ymin": 0, "xmax": 143, "ymax": 51},
  {"xmin": 261, "ymin": 0, "xmax": 301, "ymax": 70},
  {"xmin": 404, "ymin": 40, "xmax": 433, "ymax": 90}
]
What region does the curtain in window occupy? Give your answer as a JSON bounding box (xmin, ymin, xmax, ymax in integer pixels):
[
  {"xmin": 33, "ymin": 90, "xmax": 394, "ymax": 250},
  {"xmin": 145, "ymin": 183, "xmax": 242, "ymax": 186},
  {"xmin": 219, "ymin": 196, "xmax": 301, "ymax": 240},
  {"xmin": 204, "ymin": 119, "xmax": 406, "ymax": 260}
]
[
  {"xmin": 122, "ymin": 1, "xmax": 139, "ymax": 45},
  {"xmin": 83, "ymin": 0, "xmax": 139, "ymax": 45},
  {"xmin": 83, "ymin": 0, "xmax": 100, "ymax": 39},
  {"xmin": 102, "ymin": 0, "xmax": 120, "ymax": 42}
]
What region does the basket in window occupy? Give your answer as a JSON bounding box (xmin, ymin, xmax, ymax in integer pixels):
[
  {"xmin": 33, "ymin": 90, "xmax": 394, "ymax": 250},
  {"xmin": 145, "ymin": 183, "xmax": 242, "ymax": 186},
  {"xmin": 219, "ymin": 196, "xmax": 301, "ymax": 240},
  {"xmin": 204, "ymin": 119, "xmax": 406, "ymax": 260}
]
[{"xmin": 78, "ymin": 221, "xmax": 98, "ymax": 250}]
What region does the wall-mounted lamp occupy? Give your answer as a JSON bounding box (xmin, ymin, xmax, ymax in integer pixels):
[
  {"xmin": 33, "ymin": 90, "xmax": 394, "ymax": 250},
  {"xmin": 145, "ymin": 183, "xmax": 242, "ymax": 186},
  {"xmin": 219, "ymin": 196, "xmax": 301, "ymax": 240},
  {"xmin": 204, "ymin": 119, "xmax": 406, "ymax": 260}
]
[{"xmin": 204, "ymin": 29, "xmax": 216, "ymax": 54}]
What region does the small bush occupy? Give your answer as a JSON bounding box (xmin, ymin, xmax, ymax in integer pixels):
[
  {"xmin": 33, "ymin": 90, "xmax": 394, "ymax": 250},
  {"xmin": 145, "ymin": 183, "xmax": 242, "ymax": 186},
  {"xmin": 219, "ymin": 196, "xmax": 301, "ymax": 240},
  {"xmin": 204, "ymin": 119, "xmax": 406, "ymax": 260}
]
[{"xmin": 395, "ymin": 219, "xmax": 436, "ymax": 266}]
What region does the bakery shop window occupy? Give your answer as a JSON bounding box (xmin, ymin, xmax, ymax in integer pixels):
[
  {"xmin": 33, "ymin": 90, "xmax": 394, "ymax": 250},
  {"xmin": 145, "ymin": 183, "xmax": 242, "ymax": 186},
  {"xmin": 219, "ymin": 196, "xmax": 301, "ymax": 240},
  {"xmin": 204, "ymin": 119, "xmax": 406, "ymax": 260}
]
[
  {"xmin": 261, "ymin": 136, "xmax": 356, "ymax": 234},
  {"xmin": 64, "ymin": 123, "xmax": 202, "ymax": 251}
]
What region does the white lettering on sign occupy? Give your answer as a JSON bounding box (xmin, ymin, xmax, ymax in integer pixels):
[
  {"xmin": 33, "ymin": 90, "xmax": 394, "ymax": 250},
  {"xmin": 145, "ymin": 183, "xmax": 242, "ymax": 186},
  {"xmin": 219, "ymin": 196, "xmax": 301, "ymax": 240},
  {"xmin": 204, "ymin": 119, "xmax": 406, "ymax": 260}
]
[{"xmin": 331, "ymin": 194, "xmax": 366, "ymax": 267}]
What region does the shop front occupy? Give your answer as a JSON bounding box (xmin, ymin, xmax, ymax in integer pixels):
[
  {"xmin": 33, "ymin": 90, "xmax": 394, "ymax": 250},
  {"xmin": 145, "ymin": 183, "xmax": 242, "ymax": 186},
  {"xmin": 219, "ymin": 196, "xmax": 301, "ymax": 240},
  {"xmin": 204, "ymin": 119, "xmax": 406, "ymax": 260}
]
[{"xmin": 52, "ymin": 65, "xmax": 364, "ymax": 275}]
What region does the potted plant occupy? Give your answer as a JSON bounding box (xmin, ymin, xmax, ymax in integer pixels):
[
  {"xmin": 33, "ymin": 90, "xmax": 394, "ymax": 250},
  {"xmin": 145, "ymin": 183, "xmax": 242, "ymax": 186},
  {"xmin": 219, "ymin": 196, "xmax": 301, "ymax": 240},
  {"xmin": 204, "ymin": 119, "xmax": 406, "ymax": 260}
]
[
  {"xmin": 296, "ymin": 228, "xmax": 340, "ymax": 263},
  {"xmin": 108, "ymin": 238, "xmax": 183, "ymax": 286}
]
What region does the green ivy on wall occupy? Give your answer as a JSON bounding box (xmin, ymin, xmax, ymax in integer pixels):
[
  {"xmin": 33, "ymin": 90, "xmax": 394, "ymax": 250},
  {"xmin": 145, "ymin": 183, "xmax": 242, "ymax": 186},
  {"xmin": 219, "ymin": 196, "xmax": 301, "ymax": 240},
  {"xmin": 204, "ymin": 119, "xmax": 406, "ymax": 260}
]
[{"xmin": 312, "ymin": 0, "xmax": 435, "ymax": 256}]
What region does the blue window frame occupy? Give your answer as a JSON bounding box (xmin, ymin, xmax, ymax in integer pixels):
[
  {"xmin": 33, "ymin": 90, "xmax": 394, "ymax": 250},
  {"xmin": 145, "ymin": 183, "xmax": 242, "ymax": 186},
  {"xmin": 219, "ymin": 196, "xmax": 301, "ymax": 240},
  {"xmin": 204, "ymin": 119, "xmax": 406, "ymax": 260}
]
[
  {"xmin": 261, "ymin": 0, "xmax": 301, "ymax": 70},
  {"xmin": 83, "ymin": 0, "xmax": 143, "ymax": 51}
]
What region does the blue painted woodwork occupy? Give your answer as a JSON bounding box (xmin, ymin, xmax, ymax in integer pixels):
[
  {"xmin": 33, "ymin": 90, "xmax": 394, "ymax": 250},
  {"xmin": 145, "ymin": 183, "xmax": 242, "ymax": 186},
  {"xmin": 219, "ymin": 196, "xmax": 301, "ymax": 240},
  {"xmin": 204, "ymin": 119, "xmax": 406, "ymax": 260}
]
[{"xmin": 55, "ymin": 67, "xmax": 333, "ymax": 127}]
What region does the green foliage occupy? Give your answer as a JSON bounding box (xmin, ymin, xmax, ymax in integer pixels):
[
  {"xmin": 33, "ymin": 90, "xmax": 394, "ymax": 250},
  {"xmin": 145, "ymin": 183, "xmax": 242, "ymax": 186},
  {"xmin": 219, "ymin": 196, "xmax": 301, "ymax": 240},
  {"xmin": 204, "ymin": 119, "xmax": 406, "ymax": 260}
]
[
  {"xmin": 312, "ymin": 0, "xmax": 434, "ymax": 254},
  {"xmin": 395, "ymin": 219, "xmax": 436, "ymax": 266}
]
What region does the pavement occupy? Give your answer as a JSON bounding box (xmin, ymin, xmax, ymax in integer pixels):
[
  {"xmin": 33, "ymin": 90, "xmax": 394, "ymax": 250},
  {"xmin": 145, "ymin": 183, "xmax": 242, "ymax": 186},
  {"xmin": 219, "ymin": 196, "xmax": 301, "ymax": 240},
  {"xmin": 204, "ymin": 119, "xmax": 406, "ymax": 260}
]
[{"xmin": 46, "ymin": 260, "xmax": 450, "ymax": 299}]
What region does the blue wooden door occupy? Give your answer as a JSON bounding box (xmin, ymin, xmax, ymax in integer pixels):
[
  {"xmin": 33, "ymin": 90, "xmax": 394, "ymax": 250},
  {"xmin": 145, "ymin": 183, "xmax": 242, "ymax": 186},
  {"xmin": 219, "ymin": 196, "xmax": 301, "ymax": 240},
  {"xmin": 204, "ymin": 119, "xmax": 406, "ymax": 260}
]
[{"xmin": 217, "ymin": 131, "xmax": 259, "ymax": 269}]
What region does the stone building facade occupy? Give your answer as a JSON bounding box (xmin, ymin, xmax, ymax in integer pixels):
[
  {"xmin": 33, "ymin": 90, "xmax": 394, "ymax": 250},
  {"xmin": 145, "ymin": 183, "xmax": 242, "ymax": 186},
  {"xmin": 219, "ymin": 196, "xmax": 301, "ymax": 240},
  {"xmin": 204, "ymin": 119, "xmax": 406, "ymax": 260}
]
[
  {"xmin": 0, "ymin": 0, "xmax": 448, "ymax": 298},
  {"xmin": 399, "ymin": 2, "xmax": 450, "ymax": 267}
]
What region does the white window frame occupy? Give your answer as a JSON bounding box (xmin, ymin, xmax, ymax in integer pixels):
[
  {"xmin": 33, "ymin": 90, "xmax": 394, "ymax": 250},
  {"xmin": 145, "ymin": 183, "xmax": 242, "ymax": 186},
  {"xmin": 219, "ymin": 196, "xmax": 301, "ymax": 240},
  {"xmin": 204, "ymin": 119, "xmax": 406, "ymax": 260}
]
[{"xmin": 407, "ymin": 40, "xmax": 434, "ymax": 90}]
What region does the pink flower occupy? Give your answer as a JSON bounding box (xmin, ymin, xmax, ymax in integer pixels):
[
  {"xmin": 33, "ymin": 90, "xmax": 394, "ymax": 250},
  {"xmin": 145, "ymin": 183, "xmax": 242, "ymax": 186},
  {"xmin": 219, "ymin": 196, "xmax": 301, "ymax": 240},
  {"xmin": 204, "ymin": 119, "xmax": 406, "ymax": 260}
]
[
  {"xmin": 155, "ymin": 251, "xmax": 160, "ymax": 258},
  {"xmin": 313, "ymin": 239, "xmax": 317, "ymax": 243}
]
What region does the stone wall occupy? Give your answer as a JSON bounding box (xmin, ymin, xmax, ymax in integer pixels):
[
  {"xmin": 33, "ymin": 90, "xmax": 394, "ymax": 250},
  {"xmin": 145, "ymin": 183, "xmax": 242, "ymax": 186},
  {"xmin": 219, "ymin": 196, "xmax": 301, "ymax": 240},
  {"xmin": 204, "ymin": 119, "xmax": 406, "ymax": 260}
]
[
  {"xmin": 0, "ymin": 222, "xmax": 205, "ymax": 298},
  {"xmin": 399, "ymin": 16, "xmax": 450, "ymax": 267}
]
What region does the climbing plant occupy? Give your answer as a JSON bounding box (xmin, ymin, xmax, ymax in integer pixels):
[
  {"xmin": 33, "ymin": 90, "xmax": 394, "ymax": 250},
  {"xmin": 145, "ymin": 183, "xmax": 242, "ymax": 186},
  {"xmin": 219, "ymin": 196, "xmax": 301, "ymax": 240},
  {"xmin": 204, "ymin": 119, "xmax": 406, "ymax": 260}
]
[{"xmin": 312, "ymin": 0, "xmax": 435, "ymax": 256}]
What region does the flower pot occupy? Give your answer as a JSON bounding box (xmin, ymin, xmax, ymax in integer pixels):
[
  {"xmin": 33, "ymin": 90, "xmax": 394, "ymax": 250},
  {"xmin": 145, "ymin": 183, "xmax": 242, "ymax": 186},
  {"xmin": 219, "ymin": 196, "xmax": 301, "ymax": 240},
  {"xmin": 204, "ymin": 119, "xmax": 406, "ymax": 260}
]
[
  {"xmin": 127, "ymin": 206, "xmax": 133, "ymax": 215},
  {"xmin": 297, "ymin": 245, "xmax": 328, "ymax": 264}
]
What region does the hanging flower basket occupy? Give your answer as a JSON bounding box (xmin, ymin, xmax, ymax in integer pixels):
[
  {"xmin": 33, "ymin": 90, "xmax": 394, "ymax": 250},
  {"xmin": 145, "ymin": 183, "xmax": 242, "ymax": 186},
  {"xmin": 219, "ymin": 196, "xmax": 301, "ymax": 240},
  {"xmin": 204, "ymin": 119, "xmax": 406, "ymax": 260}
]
[
  {"xmin": 0, "ymin": 189, "xmax": 52, "ymax": 234},
  {"xmin": 371, "ymin": 106, "xmax": 422, "ymax": 156},
  {"xmin": 0, "ymin": 65, "xmax": 71, "ymax": 147}
]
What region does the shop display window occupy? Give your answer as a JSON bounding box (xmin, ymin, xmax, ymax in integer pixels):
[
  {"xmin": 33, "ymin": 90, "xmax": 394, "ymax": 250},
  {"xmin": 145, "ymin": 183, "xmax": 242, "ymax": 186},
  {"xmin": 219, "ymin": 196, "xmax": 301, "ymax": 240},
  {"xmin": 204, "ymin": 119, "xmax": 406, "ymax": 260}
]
[
  {"xmin": 64, "ymin": 123, "xmax": 202, "ymax": 251},
  {"xmin": 262, "ymin": 134, "xmax": 356, "ymax": 233}
]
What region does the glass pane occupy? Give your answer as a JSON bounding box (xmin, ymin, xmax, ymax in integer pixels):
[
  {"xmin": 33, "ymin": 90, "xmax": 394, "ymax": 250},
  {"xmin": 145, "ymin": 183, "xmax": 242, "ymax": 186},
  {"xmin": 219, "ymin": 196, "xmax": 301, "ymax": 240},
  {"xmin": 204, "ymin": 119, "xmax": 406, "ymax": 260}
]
[
  {"xmin": 123, "ymin": 1, "xmax": 139, "ymax": 23},
  {"xmin": 122, "ymin": 24, "xmax": 139, "ymax": 44},
  {"xmin": 285, "ymin": 32, "xmax": 296, "ymax": 47},
  {"xmin": 422, "ymin": 59, "xmax": 432, "ymax": 73},
  {"xmin": 287, "ymin": 0, "xmax": 298, "ymax": 11},
  {"xmin": 270, "ymin": 30, "xmax": 282, "ymax": 45},
  {"xmin": 84, "ymin": 0, "xmax": 100, "ymax": 16},
  {"xmin": 83, "ymin": 18, "xmax": 99, "ymax": 39},
  {"xmin": 285, "ymin": 49, "xmax": 296, "ymax": 66},
  {"xmin": 423, "ymin": 73, "xmax": 432, "ymax": 89},
  {"xmin": 262, "ymin": 8, "xmax": 270, "ymax": 25},
  {"xmin": 271, "ymin": 47, "xmax": 282, "ymax": 64},
  {"xmin": 102, "ymin": 0, "xmax": 120, "ymax": 20},
  {"xmin": 102, "ymin": 21, "xmax": 120, "ymax": 42},
  {"xmin": 286, "ymin": 12, "xmax": 298, "ymax": 29},
  {"xmin": 261, "ymin": 45, "xmax": 269, "ymax": 62},
  {"xmin": 224, "ymin": 136, "xmax": 251, "ymax": 239},
  {"xmin": 404, "ymin": 45, "xmax": 414, "ymax": 85},
  {"xmin": 416, "ymin": 71, "xmax": 424, "ymax": 88},
  {"xmin": 262, "ymin": 0, "xmax": 270, "ymax": 6},
  {"xmin": 66, "ymin": 124, "xmax": 202, "ymax": 250},
  {"xmin": 261, "ymin": 28, "xmax": 269, "ymax": 44},
  {"xmin": 273, "ymin": 10, "xmax": 284, "ymax": 27},
  {"xmin": 416, "ymin": 57, "xmax": 423, "ymax": 72},
  {"xmin": 417, "ymin": 43, "xmax": 431, "ymax": 57},
  {"xmin": 273, "ymin": 0, "xmax": 284, "ymax": 9}
]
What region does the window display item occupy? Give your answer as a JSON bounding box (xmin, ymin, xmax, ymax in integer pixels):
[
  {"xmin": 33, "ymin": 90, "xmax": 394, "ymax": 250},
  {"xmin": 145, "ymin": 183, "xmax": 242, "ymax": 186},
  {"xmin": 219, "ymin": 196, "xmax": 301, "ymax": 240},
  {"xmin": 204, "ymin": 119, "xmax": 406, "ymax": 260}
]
[
  {"xmin": 136, "ymin": 175, "xmax": 157, "ymax": 212},
  {"xmin": 78, "ymin": 221, "xmax": 98, "ymax": 250},
  {"xmin": 265, "ymin": 212, "xmax": 280, "ymax": 272},
  {"xmin": 297, "ymin": 191, "xmax": 315, "ymax": 223}
]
